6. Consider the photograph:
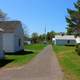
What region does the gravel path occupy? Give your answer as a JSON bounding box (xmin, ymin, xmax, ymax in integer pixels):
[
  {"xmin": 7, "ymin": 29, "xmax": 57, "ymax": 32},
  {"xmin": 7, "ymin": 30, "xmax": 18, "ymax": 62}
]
[{"xmin": 0, "ymin": 45, "xmax": 64, "ymax": 80}]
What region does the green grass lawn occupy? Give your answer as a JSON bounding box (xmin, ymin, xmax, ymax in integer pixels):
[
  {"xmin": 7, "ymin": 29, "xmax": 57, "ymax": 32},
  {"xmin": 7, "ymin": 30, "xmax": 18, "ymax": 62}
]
[
  {"xmin": 1, "ymin": 44, "xmax": 46, "ymax": 68},
  {"xmin": 53, "ymin": 45, "xmax": 80, "ymax": 80}
]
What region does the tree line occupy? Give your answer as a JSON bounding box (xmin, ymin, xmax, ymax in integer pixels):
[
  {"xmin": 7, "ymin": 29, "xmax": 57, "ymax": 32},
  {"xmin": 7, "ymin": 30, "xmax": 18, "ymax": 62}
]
[{"xmin": 24, "ymin": 31, "xmax": 60, "ymax": 44}]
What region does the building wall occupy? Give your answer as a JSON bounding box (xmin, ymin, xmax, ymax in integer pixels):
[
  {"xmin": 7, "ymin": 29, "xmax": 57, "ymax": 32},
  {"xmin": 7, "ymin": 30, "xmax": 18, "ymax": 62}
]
[
  {"xmin": 55, "ymin": 39, "xmax": 76, "ymax": 45},
  {"xmin": 0, "ymin": 33, "xmax": 4, "ymax": 59},
  {"xmin": 76, "ymin": 37, "xmax": 80, "ymax": 44},
  {"xmin": 14, "ymin": 25, "xmax": 24, "ymax": 52},
  {"xmin": 2, "ymin": 22, "xmax": 24, "ymax": 52},
  {"xmin": 0, "ymin": 33, "xmax": 3, "ymax": 50},
  {"xmin": 3, "ymin": 33, "xmax": 15, "ymax": 52}
]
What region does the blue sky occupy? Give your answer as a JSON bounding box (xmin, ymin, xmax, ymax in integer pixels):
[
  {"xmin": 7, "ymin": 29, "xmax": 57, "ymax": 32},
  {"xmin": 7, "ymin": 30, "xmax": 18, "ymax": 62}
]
[{"xmin": 0, "ymin": 0, "xmax": 77, "ymax": 35}]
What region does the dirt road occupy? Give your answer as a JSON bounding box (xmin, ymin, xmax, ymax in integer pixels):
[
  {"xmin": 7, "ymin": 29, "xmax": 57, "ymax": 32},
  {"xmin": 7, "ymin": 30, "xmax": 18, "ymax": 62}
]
[{"xmin": 0, "ymin": 45, "xmax": 64, "ymax": 80}]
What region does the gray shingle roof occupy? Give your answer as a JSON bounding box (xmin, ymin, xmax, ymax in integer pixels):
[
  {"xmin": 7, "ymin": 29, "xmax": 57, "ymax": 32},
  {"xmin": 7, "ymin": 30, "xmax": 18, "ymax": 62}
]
[{"xmin": 0, "ymin": 21, "xmax": 22, "ymax": 33}]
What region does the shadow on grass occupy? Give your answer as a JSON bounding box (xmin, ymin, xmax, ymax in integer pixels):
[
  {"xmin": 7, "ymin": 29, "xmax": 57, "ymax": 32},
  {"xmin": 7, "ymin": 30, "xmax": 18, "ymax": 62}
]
[
  {"xmin": 5, "ymin": 50, "xmax": 34, "ymax": 55},
  {"xmin": 0, "ymin": 59, "xmax": 14, "ymax": 68},
  {"xmin": 65, "ymin": 45, "xmax": 76, "ymax": 46}
]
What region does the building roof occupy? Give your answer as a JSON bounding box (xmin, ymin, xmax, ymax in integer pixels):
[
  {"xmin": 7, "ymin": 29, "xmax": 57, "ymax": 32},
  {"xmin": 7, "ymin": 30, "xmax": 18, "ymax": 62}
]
[
  {"xmin": 55, "ymin": 35, "xmax": 75, "ymax": 40},
  {"xmin": 0, "ymin": 21, "xmax": 22, "ymax": 33}
]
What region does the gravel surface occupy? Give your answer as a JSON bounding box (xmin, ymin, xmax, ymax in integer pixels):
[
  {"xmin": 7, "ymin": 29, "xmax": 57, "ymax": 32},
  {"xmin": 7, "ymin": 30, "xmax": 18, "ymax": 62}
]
[{"xmin": 0, "ymin": 45, "xmax": 64, "ymax": 80}]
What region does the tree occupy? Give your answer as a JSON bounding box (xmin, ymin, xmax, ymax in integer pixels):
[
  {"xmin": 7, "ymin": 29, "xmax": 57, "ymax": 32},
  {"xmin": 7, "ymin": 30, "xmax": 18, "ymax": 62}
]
[
  {"xmin": 38, "ymin": 34, "xmax": 45, "ymax": 42},
  {"xmin": 31, "ymin": 33, "xmax": 39, "ymax": 43},
  {"xmin": 22, "ymin": 23, "xmax": 30, "ymax": 41},
  {"xmin": 0, "ymin": 9, "xmax": 9, "ymax": 21},
  {"xmin": 46, "ymin": 31, "xmax": 55, "ymax": 41},
  {"xmin": 66, "ymin": 0, "xmax": 80, "ymax": 36}
]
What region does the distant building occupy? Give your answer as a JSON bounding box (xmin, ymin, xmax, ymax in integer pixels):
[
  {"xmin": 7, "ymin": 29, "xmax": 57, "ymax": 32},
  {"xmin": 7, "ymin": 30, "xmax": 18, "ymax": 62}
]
[
  {"xmin": 52, "ymin": 35, "xmax": 77, "ymax": 45},
  {"xmin": 76, "ymin": 37, "xmax": 80, "ymax": 44},
  {"xmin": 24, "ymin": 40, "xmax": 31, "ymax": 45}
]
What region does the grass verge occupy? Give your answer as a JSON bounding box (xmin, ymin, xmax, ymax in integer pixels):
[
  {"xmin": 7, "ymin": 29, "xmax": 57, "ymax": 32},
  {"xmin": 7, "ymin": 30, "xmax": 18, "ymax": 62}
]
[
  {"xmin": 1, "ymin": 44, "xmax": 46, "ymax": 68},
  {"xmin": 53, "ymin": 45, "xmax": 80, "ymax": 80}
]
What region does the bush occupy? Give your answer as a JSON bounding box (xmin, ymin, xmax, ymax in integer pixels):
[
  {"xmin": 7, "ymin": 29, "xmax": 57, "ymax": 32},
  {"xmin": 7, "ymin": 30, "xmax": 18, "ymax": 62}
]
[{"xmin": 75, "ymin": 43, "xmax": 80, "ymax": 55}]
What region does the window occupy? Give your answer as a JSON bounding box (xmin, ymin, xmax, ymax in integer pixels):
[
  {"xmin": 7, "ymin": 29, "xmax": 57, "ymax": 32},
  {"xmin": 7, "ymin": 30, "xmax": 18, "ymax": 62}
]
[
  {"xmin": 67, "ymin": 40, "xmax": 70, "ymax": 44},
  {"xmin": 19, "ymin": 39, "xmax": 21, "ymax": 47}
]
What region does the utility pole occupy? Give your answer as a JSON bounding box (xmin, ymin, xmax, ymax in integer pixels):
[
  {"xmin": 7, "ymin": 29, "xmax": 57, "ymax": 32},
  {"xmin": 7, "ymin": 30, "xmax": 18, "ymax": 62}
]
[{"xmin": 45, "ymin": 25, "xmax": 46, "ymax": 41}]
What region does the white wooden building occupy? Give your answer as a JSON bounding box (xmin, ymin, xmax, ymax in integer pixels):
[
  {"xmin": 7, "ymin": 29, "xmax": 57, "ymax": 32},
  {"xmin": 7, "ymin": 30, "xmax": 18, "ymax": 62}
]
[
  {"xmin": 52, "ymin": 35, "xmax": 76, "ymax": 45},
  {"xmin": 0, "ymin": 21, "xmax": 24, "ymax": 53}
]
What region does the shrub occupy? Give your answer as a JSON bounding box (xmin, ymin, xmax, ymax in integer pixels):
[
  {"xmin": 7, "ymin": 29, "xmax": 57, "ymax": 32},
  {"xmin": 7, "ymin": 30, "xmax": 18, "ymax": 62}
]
[{"xmin": 75, "ymin": 43, "xmax": 80, "ymax": 55}]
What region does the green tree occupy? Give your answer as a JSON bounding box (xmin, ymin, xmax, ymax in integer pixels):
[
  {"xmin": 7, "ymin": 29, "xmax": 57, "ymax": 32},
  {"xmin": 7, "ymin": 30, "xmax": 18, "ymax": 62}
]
[
  {"xmin": 46, "ymin": 31, "xmax": 55, "ymax": 41},
  {"xmin": 39, "ymin": 34, "xmax": 45, "ymax": 43},
  {"xmin": 66, "ymin": 0, "xmax": 80, "ymax": 36},
  {"xmin": 0, "ymin": 9, "xmax": 9, "ymax": 21},
  {"xmin": 31, "ymin": 33, "xmax": 39, "ymax": 43}
]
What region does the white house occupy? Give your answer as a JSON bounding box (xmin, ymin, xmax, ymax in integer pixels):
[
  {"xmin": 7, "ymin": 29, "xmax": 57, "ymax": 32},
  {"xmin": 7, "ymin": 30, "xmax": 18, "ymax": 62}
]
[
  {"xmin": 0, "ymin": 21, "xmax": 24, "ymax": 53},
  {"xmin": 76, "ymin": 37, "xmax": 80, "ymax": 44},
  {"xmin": 52, "ymin": 35, "xmax": 76, "ymax": 45}
]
